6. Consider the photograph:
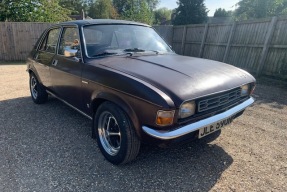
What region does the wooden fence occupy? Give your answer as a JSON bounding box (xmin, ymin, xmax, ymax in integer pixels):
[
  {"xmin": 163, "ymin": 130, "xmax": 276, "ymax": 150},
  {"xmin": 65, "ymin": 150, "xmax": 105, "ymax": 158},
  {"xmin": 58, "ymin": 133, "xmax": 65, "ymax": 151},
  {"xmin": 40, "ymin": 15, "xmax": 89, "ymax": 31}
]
[
  {"xmin": 0, "ymin": 22, "xmax": 51, "ymax": 61},
  {"xmin": 1, "ymin": 19, "xmax": 287, "ymax": 78},
  {"xmin": 155, "ymin": 16, "xmax": 287, "ymax": 78}
]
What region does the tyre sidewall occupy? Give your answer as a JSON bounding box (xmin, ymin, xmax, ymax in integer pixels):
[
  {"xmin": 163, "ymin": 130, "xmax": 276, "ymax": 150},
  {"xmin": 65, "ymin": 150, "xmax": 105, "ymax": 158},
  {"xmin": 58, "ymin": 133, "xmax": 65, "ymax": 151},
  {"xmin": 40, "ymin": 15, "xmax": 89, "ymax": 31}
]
[
  {"xmin": 94, "ymin": 102, "xmax": 131, "ymax": 165},
  {"xmin": 29, "ymin": 73, "xmax": 47, "ymax": 104}
]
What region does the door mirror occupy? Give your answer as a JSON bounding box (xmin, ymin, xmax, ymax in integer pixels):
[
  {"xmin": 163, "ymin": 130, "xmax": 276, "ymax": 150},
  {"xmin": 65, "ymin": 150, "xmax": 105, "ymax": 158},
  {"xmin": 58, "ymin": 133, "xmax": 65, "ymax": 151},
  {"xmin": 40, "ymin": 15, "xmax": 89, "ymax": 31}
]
[{"xmin": 64, "ymin": 48, "xmax": 78, "ymax": 57}]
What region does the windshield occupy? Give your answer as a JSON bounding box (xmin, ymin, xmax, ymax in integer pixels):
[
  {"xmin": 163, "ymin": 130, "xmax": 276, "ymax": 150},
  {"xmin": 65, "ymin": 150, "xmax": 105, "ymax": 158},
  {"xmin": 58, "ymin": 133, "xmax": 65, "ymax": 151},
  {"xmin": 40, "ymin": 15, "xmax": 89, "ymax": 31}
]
[{"xmin": 83, "ymin": 24, "xmax": 173, "ymax": 57}]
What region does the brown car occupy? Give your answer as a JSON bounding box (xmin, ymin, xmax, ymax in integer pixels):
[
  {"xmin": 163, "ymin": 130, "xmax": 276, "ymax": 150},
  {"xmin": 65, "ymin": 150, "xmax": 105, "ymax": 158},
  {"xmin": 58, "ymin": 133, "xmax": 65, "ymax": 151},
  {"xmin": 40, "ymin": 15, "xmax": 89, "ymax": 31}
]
[{"xmin": 27, "ymin": 19, "xmax": 256, "ymax": 165}]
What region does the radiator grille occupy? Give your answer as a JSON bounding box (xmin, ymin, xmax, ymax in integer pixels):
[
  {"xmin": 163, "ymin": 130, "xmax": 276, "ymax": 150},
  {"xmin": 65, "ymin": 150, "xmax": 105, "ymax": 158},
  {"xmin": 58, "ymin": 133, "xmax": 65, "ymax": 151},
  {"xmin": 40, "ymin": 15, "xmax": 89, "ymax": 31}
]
[{"xmin": 198, "ymin": 89, "xmax": 241, "ymax": 113}]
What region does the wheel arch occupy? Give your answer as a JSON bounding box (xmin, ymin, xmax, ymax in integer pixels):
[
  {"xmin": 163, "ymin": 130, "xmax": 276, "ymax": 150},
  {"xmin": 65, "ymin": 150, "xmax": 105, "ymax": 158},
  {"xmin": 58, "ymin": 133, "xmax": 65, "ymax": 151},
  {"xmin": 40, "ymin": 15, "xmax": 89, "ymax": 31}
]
[
  {"xmin": 27, "ymin": 67, "xmax": 42, "ymax": 84},
  {"xmin": 91, "ymin": 92, "xmax": 141, "ymax": 139}
]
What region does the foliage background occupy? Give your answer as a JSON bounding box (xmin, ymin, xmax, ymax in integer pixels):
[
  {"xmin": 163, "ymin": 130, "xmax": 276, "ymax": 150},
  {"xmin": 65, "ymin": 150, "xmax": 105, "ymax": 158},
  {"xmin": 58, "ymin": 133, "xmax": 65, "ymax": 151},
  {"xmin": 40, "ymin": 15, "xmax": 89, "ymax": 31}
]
[{"xmin": 1, "ymin": 0, "xmax": 287, "ymax": 25}]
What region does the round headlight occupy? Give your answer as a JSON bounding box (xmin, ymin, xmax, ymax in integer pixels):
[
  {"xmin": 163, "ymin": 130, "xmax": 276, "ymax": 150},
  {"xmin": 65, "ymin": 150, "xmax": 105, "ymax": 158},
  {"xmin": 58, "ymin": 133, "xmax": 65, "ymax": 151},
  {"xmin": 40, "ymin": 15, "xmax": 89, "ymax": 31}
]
[{"xmin": 179, "ymin": 101, "xmax": 196, "ymax": 119}]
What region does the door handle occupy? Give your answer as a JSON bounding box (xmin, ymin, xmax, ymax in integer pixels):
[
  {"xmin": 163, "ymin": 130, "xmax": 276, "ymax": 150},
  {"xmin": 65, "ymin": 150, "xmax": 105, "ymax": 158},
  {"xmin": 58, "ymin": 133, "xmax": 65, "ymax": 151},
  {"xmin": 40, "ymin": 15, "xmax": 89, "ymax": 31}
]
[{"xmin": 52, "ymin": 59, "xmax": 58, "ymax": 66}]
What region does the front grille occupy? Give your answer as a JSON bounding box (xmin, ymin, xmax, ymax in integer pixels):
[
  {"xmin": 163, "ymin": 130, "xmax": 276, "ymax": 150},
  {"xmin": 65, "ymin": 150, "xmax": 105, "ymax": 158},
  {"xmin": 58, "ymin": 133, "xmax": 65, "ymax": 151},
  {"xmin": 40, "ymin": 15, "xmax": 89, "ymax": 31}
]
[{"xmin": 198, "ymin": 89, "xmax": 241, "ymax": 113}]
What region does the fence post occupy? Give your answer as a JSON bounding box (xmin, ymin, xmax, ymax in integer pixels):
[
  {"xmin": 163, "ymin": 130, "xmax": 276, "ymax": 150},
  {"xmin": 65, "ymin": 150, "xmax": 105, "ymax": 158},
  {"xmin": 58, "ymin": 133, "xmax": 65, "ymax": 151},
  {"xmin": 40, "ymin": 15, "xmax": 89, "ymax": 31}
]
[
  {"xmin": 223, "ymin": 22, "xmax": 236, "ymax": 63},
  {"xmin": 169, "ymin": 25, "xmax": 174, "ymax": 46},
  {"xmin": 256, "ymin": 16, "xmax": 278, "ymax": 77},
  {"xmin": 199, "ymin": 23, "xmax": 209, "ymax": 58},
  {"xmin": 180, "ymin": 26, "xmax": 187, "ymax": 55}
]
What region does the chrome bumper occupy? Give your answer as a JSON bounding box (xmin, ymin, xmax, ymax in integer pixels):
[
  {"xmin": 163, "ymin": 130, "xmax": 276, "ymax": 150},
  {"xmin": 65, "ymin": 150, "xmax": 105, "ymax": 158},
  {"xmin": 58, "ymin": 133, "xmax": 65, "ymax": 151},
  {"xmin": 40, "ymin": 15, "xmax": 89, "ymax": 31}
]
[{"xmin": 142, "ymin": 97, "xmax": 255, "ymax": 140}]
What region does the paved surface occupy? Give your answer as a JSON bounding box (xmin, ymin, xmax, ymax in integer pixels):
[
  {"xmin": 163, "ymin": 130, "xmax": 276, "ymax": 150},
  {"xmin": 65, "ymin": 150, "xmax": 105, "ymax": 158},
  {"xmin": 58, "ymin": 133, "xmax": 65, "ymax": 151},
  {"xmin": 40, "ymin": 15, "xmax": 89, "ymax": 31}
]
[{"xmin": 0, "ymin": 64, "xmax": 286, "ymax": 191}]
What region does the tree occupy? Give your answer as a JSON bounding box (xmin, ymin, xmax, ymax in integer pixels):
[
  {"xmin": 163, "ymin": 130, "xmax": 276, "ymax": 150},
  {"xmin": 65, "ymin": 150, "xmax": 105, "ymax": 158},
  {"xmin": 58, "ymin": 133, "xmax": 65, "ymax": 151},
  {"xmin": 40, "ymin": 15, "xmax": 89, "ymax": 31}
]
[
  {"xmin": 89, "ymin": 0, "xmax": 118, "ymax": 19},
  {"xmin": 214, "ymin": 8, "xmax": 232, "ymax": 17},
  {"xmin": 112, "ymin": 0, "xmax": 158, "ymax": 24},
  {"xmin": 122, "ymin": 0, "xmax": 154, "ymax": 24},
  {"xmin": 0, "ymin": 0, "xmax": 71, "ymax": 22},
  {"xmin": 153, "ymin": 7, "xmax": 172, "ymax": 25},
  {"xmin": 234, "ymin": 0, "xmax": 287, "ymax": 20},
  {"xmin": 59, "ymin": 0, "xmax": 92, "ymax": 15},
  {"xmin": 113, "ymin": 0, "xmax": 159, "ymax": 15},
  {"xmin": 172, "ymin": 0, "xmax": 208, "ymax": 25}
]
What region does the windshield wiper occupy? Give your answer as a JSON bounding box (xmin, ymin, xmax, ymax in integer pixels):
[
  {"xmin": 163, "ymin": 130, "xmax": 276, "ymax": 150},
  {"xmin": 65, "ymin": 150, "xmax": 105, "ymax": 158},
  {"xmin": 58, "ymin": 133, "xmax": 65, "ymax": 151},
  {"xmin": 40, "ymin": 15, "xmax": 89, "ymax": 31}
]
[
  {"xmin": 92, "ymin": 51, "xmax": 133, "ymax": 57},
  {"xmin": 92, "ymin": 52, "xmax": 118, "ymax": 57},
  {"xmin": 124, "ymin": 48, "xmax": 145, "ymax": 52}
]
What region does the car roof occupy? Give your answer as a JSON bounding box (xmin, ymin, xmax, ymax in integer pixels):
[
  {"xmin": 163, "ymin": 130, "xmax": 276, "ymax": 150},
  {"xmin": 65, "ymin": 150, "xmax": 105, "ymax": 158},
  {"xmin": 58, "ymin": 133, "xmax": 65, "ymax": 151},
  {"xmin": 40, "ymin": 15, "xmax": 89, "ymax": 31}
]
[{"xmin": 59, "ymin": 19, "xmax": 150, "ymax": 27}]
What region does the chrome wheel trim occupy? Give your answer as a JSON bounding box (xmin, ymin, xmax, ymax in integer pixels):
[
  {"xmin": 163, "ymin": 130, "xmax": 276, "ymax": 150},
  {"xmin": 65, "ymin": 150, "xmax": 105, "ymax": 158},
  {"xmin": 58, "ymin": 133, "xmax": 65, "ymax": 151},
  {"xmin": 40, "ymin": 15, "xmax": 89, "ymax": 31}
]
[
  {"xmin": 98, "ymin": 111, "xmax": 121, "ymax": 156},
  {"xmin": 30, "ymin": 76, "xmax": 38, "ymax": 99}
]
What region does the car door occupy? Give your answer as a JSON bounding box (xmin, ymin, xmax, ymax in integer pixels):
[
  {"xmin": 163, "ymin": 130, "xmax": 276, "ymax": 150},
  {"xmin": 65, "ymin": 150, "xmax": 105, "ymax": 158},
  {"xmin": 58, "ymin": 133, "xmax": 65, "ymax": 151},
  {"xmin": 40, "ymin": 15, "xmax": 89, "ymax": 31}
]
[
  {"xmin": 33, "ymin": 27, "xmax": 61, "ymax": 89},
  {"xmin": 50, "ymin": 27, "xmax": 83, "ymax": 110}
]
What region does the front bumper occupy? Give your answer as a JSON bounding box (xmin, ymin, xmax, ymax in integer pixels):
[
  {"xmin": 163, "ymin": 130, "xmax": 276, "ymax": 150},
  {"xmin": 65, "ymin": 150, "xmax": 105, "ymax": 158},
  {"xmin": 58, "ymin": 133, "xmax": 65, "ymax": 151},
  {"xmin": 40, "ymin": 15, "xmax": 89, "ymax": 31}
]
[{"xmin": 143, "ymin": 97, "xmax": 255, "ymax": 140}]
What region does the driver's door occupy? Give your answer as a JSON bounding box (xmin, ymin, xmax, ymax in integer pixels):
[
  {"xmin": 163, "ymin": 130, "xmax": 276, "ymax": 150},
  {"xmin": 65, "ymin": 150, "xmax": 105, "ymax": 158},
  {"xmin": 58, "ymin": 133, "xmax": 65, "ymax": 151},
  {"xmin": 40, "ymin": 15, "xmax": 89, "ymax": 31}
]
[{"xmin": 50, "ymin": 27, "xmax": 83, "ymax": 110}]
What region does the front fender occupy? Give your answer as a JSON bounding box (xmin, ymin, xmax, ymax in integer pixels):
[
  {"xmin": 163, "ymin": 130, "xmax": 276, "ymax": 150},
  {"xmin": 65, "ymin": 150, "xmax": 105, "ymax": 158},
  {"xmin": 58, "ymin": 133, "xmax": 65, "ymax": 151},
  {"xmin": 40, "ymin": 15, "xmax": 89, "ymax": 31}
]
[{"xmin": 91, "ymin": 91, "xmax": 141, "ymax": 138}]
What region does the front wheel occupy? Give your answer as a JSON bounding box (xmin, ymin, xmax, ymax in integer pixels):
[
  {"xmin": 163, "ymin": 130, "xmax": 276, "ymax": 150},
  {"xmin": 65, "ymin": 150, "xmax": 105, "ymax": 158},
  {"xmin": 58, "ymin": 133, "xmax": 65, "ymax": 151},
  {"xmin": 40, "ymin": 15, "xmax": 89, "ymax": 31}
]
[
  {"xmin": 94, "ymin": 102, "xmax": 141, "ymax": 165},
  {"xmin": 29, "ymin": 73, "xmax": 48, "ymax": 104}
]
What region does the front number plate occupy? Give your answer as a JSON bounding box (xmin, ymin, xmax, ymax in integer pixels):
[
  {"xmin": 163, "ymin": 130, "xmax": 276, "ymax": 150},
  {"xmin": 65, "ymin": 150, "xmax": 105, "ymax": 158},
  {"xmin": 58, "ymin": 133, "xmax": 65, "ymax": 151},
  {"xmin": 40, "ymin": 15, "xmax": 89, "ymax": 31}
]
[{"xmin": 198, "ymin": 116, "xmax": 234, "ymax": 138}]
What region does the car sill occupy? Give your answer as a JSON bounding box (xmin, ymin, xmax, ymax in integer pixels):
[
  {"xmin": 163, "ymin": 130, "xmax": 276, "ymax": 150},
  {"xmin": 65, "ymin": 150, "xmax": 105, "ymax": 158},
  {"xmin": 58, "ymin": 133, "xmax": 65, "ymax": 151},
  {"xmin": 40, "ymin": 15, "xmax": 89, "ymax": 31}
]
[
  {"xmin": 142, "ymin": 97, "xmax": 255, "ymax": 140},
  {"xmin": 47, "ymin": 90, "xmax": 92, "ymax": 120}
]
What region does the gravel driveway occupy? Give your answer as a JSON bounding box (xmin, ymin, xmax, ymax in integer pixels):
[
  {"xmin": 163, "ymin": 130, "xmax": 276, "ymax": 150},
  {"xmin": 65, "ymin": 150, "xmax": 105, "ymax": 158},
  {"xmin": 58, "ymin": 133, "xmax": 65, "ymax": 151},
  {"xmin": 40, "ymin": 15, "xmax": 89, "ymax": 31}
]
[{"xmin": 0, "ymin": 64, "xmax": 286, "ymax": 192}]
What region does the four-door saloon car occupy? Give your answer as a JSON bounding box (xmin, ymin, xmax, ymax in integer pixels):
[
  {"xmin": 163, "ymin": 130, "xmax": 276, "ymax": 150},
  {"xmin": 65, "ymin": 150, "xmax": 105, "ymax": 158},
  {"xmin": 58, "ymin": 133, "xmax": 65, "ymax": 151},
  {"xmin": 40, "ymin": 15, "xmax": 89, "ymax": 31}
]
[{"xmin": 27, "ymin": 19, "xmax": 256, "ymax": 165}]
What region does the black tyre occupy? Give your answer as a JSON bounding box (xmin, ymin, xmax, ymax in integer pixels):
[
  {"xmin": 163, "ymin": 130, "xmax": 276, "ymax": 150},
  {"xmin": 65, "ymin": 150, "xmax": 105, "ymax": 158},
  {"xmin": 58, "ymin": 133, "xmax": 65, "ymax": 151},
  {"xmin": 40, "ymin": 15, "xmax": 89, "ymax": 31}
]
[
  {"xmin": 29, "ymin": 73, "xmax": 48, "ymax": 104},
  {"xmin": 94, "ymin": 102, "xmax": 141, "ymax": 165}
]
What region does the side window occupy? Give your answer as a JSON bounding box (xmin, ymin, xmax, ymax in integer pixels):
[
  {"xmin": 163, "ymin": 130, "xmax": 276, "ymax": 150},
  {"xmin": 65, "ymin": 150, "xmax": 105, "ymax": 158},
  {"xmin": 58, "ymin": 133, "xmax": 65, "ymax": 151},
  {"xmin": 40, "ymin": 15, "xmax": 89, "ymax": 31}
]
[
  {"xmin": 58, "ymin": 27, "xmax": 80, "ymax": 55},
  {"xmin": 39, "ymin": 28, "xmax": 61, "ymax": 53}
]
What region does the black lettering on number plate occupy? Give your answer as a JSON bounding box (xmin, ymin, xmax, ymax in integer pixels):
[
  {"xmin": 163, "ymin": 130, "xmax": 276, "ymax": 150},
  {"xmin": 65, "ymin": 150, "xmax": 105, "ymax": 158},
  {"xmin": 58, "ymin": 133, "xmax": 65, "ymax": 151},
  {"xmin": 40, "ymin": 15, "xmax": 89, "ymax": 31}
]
[{"xmin": 199, "ymin": 116, "xmax": 234, "ymax": 138}]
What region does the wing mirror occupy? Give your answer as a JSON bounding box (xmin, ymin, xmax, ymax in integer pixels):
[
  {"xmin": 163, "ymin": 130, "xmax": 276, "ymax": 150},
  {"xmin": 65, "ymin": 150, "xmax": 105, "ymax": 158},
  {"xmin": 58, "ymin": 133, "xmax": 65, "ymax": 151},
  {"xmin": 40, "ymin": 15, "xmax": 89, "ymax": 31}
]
[{"xmin": 64, "ymin": 48, "xmax": 78, "ymax": 57}]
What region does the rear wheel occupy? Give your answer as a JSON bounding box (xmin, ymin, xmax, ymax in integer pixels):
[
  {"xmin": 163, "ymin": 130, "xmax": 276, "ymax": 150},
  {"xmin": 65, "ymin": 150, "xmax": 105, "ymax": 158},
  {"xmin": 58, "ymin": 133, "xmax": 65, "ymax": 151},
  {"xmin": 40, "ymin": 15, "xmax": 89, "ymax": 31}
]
[
  {"xmin": 94, "ymin": 102, "xmax": 141, "ymax": 165},
  {"xmin": 29, "ymin": 73, "xmax": 48, "ymax": 104}
]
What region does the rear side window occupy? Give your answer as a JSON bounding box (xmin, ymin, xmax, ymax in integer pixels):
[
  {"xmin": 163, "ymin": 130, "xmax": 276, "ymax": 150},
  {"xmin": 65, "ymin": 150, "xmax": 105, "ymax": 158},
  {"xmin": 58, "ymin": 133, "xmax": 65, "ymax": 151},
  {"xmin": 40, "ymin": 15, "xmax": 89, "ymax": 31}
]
[{"xmin": 39, "ymin": 28, "xmax": 61, "ymax": 53}]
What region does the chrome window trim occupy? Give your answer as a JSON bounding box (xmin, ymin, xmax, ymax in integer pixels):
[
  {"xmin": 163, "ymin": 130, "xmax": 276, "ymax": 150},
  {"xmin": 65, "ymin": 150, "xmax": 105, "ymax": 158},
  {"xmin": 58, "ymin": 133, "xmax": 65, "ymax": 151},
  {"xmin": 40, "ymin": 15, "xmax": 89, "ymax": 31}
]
[
  {"xmin": 81, "ymin": 24, "xmax": 171, "ymax": 59},
  {"xmin": 56, "ymin": 26, "xmax": 83, "ymax": 61}
]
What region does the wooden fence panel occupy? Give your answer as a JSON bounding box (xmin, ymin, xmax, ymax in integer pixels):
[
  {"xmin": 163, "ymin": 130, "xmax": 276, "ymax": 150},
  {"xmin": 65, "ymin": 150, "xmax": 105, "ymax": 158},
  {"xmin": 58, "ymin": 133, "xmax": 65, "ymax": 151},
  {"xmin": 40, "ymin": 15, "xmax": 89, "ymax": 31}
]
[
  {"xmin": 201, "ymin": 24, "xmax": 233, "ymax": 61},
  {"xmin": 184, "ymin": 44, "xmax": 201, "ymax": 57},
  {"xmin": 0, "ymin": 22, "xmax": 51, "ymax": 61},
  {"xmin": 263, "ymin": 18, "xmax": 287, "ymax": 78},
  {"xmin": 205, "ymin": 24, "xmax": 231, "ymax": 44},
  {"xmin": 225, "ymin": 20, "xmax": 271, "ymax": 73},
  {"xmin": 153, "ymin": 25, "xmax": 173, "ymax": 45},
  {"xmin": 183, "ymin": 25, "xmax": 205, "ymax": 56},
  {"xmin": 264, "ymin": 48, "xmax": 287, "ymax": 78},
  {"xmin": 203, "ymin": 45, "xmax": 226, "ymax": 62},
  {"xmin": 185, "ymin": 25, "xmax": 205, "ymax": 42},
  {"xmin": 271, "ymin": 19, "xmax": 287, "ymax": 45},
  {"xmin": 227, "ymin": 47, "xmax": 262, "ymax": 72},
  {"xmin": 172, "ymin": 26, "xmax": 185, "ymax": 53},
  {"xmin": 233, "ymin": 21, "xmax": 269, "ymax": 45}
]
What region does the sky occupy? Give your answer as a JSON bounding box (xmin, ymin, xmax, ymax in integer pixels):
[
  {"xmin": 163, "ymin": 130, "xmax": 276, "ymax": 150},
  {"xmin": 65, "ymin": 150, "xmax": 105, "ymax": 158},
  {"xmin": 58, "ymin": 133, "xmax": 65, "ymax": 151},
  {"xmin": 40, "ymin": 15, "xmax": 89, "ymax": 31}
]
[{"xmin": 158, "ymin": 0, "xmax": 240, "ymax": 16}]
